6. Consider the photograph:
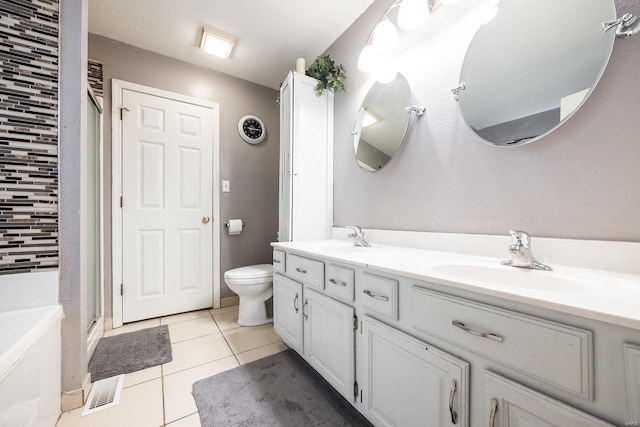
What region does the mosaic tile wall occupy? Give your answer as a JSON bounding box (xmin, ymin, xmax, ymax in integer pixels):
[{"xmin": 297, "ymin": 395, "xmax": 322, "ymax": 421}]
[
  {"xmin": 88, "ymin": 59, "xmax": 103, "ymax": 97},
  {"xmin": 0, "ymin": 0, "xmax": 60, "ymax": 274}
]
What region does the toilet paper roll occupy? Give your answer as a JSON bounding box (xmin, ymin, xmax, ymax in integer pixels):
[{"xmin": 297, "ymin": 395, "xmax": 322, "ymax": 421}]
[
  {"xmin": 296, "ymin": 58, "xmax": 305, "ymax": 74},
  {"xmin": 227, "ymin": 219, "xmax": 243, "ymax": 235}
]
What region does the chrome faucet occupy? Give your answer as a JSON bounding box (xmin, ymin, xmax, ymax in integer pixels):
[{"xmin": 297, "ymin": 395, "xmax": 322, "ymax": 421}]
[
  {"xmin": 501, "ymin": 230, "xmax": 552, "ymax": 271},
  {"xmin": 346, "ymin": 226, "xmax": 371, "ymax": 247}
]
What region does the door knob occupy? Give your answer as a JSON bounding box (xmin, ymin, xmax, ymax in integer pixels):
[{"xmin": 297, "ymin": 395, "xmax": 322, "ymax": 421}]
[{"xmin": 202, "ymin": 216, "xmax": 211, "ymax": 224}]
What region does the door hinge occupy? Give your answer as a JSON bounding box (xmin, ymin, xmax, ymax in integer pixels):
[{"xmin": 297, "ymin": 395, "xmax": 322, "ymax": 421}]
[
  {"xmin": 354, "ymin": 381, "xmax": 359, "ymax": 399},
  {"xmin": 120, "ymin": 107, "xmax": 129, "ymax": 121},
  {"xmin": 120, "ymin": 195, "xmax": 123, "ymax": 208},
  {"xmin": 120, "ymin": 283, "xmax": 123, "ymax": 296},
  {"xmin": 353, "ymin": 315, "xmax": 358, "ymax": 331}
]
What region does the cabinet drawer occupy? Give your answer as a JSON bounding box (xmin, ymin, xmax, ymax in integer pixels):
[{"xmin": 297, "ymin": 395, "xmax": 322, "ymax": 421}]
[
  {"xmin": 272, "ymin": 249, "xmax": 286, "ymax": 274},
  {"xmin": 411, "ymin": 286, "xmax": 592, "ymax": 399},
  {"xmin": 356, "ymin": 272, "xmax": 398, "ymax": 321},
  {"xmin": 325, "ymin": 264, "xmax": 354, "ymax": 303},
  {"xmin": 484, "ymin": 372, "xmax": 612, "ymax": 427},
  {"xmin": 287, "ymin": 254, "xmax": 324, "ymax": 289}
]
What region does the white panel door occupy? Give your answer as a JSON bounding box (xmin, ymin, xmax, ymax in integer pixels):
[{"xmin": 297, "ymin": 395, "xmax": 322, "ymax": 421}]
[
  {"xmin": 303, "ymin": 287, "xmax": 355, "ymax": 401},
  {"xmin": 122, "ymin": 89, "xmax": 213, "ymax": 323},
  {"xmin": 358, "ymin": 316, "xmax": 470, "ymax": 427}
]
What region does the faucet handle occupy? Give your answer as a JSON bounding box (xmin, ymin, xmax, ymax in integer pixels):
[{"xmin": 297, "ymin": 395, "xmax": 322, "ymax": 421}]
[
  {"xmin": 346, "ymin": 225, "xmax": 362, "ymax": 237},
  {"xmin": 509, "ymin": 230, "xmax": 531, "ymax": 247}
]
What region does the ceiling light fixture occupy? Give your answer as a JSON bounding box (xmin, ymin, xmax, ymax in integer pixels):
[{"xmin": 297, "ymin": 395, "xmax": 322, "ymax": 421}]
[
  {"xmin": 357, "ymin": 0, "xmax": 431, "ymax": 73},
  {"xmin": 200, "ymin": 27, "xmax": 235, "ymax": 59}
]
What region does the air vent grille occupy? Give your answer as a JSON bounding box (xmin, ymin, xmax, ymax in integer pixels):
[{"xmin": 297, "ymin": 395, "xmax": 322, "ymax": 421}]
[{"xmin": 82, "ymin": 374, "xmax": 124, "ymax": 416}]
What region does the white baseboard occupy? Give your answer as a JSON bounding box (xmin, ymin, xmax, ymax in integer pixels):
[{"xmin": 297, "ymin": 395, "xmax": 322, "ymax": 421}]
[{"xmin": 61, "ymin": 373, "xmax": 92, "ymax": 411}]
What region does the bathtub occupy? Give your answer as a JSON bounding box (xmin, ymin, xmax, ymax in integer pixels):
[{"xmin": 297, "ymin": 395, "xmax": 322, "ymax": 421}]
[{"xmin": 0, "ymin": 272, "xmax": 63, "ymax": 427}]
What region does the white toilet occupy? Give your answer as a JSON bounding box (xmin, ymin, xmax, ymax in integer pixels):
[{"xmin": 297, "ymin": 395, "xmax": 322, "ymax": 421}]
[{"xmin": 224, "ymin": 264, "xmax": 274, "ymax": 326}]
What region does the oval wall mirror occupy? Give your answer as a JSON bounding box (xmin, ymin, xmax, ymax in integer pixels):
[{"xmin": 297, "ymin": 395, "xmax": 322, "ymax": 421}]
[
  {"xmin": 353, "ymin": 73, "xmax": 411, "ymax": 172},
  {"xmin": 457, "ymin": 0, "xmax": 616, "ymax": 147}
]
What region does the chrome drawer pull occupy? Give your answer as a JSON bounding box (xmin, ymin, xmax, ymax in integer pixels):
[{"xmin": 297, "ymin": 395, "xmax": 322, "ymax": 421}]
[
  {"xmin": 293, "ymin": 293, "xmax": 299, "ymax": 313},
  {"xmin": 452, "ymin": 320, "xmax": 503, "ymax": 343},
  {"xmin": 329, "ymin": 278, "xmax": 347, "ymax": 287},
  {"xmin": 363, "ymin": 289, "xmax": 389, "ymax": 301},
  {"xmin": 303, "ymin": 299, "xmax": 309, "ymax": 320},
  {"xmin": 273, "ymin": 259, "xmax": 281, "ymax": 264},
  {"xmin": 449, "ymin": 379, "xmax": 458, "ymax": 424},
  {"xmin": 489, "ymin": 398, "xmax": 498, "ymax": 427},
  {"xmin": 295, "ymin": 267, "xmax": 307, "ymax": 274}
]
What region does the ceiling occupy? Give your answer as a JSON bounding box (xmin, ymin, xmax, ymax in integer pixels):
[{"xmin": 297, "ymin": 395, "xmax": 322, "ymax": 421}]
[{"xmin": 88, "ymin": 0, "xmax": 376, "ymax": 89}]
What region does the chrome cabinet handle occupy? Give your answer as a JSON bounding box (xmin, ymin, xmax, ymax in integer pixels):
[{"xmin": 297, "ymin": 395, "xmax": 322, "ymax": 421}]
[
  {"xmin": 303, "ymin": 299, "xmax": 309, "ymax": 320},
  {"xmin": 273, "ymin": 259, "xmax": 281, "ymax": 264},
  {"xmin": 329, "ymin": 278, "xmax": 347, "ymax": 287},
  {"xmin": 449, "ymin": 379, "xmax": 458, "ymax": 424},
  {"xmin": 295, "ymin": 267, "xmax": 307, "ymax": 274},
  {"xmin": 293, "ymin": 293, "xmax": 299, "ymax": 313},
  {"xmin": 489, "ymin": 398, "xmax": 498, "ymax": 427},
  {"xmin": 363, "ymin": 289, "xmax": 389, "ymax": 301},
  {"xmin": 452, "ymin": 320, "xmax": 503, "ymax": 343}
]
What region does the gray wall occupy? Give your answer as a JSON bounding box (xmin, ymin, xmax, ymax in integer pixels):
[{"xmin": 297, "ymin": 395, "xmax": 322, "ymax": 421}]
[
  {"xmin": 88, "ymin": 34, "xmax": 280, "ymax": 316},
  {"xmin": 327, "ymin": 0, "xmax": 640, "ymax": 242}
]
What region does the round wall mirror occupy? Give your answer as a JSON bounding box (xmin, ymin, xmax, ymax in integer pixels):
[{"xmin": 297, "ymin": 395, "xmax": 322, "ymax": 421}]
[
  {"xmin": 353, "ymin": 73, "xmax": 411, "ymax": 172},
  {"xmin": 457, "ymin": 0, "xmax": 616, "ymax": 146}
]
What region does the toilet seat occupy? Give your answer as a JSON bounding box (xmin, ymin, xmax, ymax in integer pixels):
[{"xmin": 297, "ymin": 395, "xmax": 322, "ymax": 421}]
[{"xmin": 224, "ymin": 264, "xmax": 273, "ymax": 286}]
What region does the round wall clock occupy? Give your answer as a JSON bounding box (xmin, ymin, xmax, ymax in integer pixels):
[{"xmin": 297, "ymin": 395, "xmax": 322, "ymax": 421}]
[{"xmin": 238, "ymin": 115, "xmax": 266, "ymax": 144}]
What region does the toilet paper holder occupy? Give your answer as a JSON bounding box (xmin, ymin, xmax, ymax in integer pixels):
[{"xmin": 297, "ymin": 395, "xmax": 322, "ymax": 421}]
[{"xmin": 224, "ymin": 220, "xmax": 245, "ymax": 228}]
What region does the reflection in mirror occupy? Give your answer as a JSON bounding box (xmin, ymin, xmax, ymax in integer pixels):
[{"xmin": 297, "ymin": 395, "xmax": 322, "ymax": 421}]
[
  {"xmin": 457, "ymin": 0, "xmax": 616, "ymax": 146},
  {"xmin": 353, "ymin": 73, "xmax": 411, "ymax": 172}
]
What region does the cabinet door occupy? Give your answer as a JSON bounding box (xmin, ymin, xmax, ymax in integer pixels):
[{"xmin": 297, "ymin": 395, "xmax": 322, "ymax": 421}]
[
  {"xmin": 273, "ymin": 273, "xmax": 303, "ymax": 353},
  {"xmin": 303, "ymin": 287, "xmax": 355, "ymax": 401},
  {"xmin": 484, "ymin": 371, "xmax": 614, "ymax": 427},
  {"xmin": 358, "ymin": 316, "xmax": 469, "ymax": 427}
]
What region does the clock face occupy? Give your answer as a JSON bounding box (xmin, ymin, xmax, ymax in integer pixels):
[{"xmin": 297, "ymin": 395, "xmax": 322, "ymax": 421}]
[{"xmin": 238, "ymin": 115, "xmax": 266, "ymax": 144}]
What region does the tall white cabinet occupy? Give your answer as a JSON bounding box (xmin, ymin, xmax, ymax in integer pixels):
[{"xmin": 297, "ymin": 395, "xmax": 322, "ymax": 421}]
[{"xmin": 278, "ymin": 71, "xmax": 334, "ymax": 242}]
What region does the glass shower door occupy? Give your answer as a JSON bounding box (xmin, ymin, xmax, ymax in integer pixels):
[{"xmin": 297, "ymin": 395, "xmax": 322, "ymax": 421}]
[{"xmin": 87, "ymin": 88, "xmax": 102, "ymax": 334}]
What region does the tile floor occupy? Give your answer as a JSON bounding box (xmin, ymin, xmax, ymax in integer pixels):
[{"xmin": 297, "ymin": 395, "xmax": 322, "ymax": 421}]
[{"xmin": 56, "ymin": 305, "xmax": 287, "ymax": 427}]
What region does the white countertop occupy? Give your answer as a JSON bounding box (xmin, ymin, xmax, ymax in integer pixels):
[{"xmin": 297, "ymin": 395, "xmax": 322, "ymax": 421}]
[{"xmin": 272, "ymin": 238, "xmax": 640, "ymax": 330}]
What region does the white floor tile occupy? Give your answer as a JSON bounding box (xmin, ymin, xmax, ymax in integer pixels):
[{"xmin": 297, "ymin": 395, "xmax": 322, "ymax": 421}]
[
  {"xmin": 122, "ymin": 365, "xmax": 161, "ymax": 389},
  {"xmin": 163, "ymin": 356, "xmax": 238, "ymax": 423},
  {"xmin": 56, "ymin": 378, "xmax": 163, "ymax": 427},
  {"xmin": 161, "ymin": 309, "xmax": 212, "ymax": 325},
  {"xmin": 168, "ymin": 316, "xmax": 220, "ymax": 343},
  {"xmin": 103, "ymin": 318, "xmax": 160, "ymax": 338},
  {"xmin": 163, "ymin": 334, "xmax": 233, "ymax": 375},
  {"xmin": 166, "ymin": 413, "xmax": 202, "ymax": 427},
  {"xmin": 212, "ymin": 310, "xmax": 241, "ymax": 332},
  {"xmin": 222, "ymin": 324, "xmax": 281, "ymax": 354},
  {"xmin": 235, "ymin": 341, "xmax": 288, "ymax": 365}
]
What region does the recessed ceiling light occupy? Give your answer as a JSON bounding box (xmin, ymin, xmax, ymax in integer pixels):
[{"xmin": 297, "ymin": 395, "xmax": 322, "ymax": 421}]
[{"xmin": 200, "ymin": 27, "xmax": 235, "ymax": 59}]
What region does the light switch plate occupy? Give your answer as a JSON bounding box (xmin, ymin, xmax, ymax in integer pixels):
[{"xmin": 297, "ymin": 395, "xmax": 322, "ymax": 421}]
[{"xmin": 222, "ymin": 180, "xmax": 230, "ymax": 192}]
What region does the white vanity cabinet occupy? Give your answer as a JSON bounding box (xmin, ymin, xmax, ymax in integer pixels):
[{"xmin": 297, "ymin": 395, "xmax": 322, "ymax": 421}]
[
  {"xmin": 273, "ymin": 273, "xmax": 303, "ymax": 353},
  {"xmin": 278, "ymin": 71, "xmax": 334, "ymax": 242},
  {"xmin": 303, "ymin": 287, "xmax": 355, "ymax": 400},
  {"xmin": 358, "ymin": 316, "xmax": 469, "ymax": 427},
  {"xmin": 484, "ymin": 372, "xmax": 613, "ymax": 427}
]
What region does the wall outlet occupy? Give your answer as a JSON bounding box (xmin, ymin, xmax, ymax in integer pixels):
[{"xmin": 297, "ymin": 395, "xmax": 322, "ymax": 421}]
[{"xmin": 222, "ymin": 180, "xmax": 230, "ymax": 192}]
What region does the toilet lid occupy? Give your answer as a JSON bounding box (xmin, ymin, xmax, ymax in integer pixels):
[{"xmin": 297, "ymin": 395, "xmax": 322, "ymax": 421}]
[{"xmin": 224, "ymin": 264, "xmax": 273, "ymax": 280}]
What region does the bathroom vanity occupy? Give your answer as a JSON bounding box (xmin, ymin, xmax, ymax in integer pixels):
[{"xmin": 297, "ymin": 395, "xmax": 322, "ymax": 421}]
[{"xmin": 271, "ymin": 231, "xmax": 640, "ymax": 426}]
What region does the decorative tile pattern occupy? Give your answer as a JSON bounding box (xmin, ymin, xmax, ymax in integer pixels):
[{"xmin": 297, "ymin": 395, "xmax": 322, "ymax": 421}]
[
  {"xmin": 88, "ymin": 59, "xmax": 103, "ymax": 97},
  {"xmin": 0, "ymin": 0, "xmax": 59, "ymax": 274}
]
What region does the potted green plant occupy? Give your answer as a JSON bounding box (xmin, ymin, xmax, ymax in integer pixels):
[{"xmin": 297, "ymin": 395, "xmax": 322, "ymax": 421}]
[{"xmin": 306, "ymin": 54, "xmax": 347, "ymax": 97}]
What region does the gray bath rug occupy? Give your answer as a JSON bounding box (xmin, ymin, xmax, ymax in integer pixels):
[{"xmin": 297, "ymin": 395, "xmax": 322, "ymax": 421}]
[
  {"xmin": 192, "ymin": 349, "xmax": 372, "ymax": 427},
  {"xmin": 88, "ymin": 325, "xmax": 172, "ymax": 382}
]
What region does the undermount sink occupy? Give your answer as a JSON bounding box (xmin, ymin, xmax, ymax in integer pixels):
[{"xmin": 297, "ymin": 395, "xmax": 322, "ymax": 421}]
[{"xmin": 432, "ymin": 263, "xmax": 596, "ymax": 293}]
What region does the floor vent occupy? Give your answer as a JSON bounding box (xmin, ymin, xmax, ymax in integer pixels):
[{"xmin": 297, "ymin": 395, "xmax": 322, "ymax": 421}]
[{"xmin": 82, "ymin": 374, "xmax": 125, "ymax": 416}]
